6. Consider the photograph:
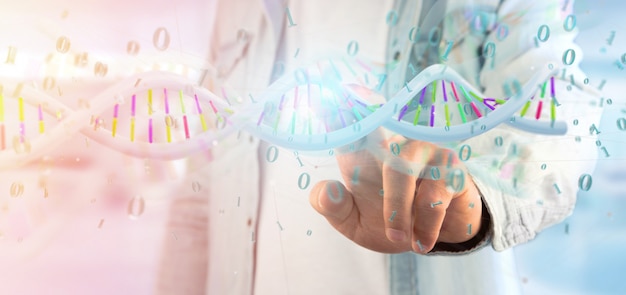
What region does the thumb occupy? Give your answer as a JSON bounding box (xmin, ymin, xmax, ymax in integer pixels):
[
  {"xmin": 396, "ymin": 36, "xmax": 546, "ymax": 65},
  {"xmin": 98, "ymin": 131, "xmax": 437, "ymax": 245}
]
[{"xmin": 309, "ymin": 180, "xmax": 358, "ymax": 230}]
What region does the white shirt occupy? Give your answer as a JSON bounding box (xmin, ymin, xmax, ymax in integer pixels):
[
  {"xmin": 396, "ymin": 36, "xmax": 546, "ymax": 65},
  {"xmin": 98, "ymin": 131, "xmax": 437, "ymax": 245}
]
[{"xmin": 156, "ymin": 0, "xmax": 603, "ymax": 294}]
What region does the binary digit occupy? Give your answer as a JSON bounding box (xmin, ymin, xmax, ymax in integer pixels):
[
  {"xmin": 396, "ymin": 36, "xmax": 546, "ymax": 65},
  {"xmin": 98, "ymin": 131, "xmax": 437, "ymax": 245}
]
[
  {"xmin": 578, "ymin": 174, "xmax": 592, "ymax": 191},
  {"xmin": 430, "ymin": 167, "xmax": 441, "ymax": 180},
  {"xmin": 408, "ymin": 26, "xmax": 419, "ymax": 43},
  {"xmin": 43, "ymin": 77, "xmax": 56, "ymax": 91},
  {"xmin": 428, "ymin": 27, "xmax": 441, "ymax": 46},
  {"xmin": 127, "ymin": 41, "xmax": 140, "ymax": 55},
  {"xmin": 563, "ymin": 15, "xmax": 576, "ymax": 32},
  {"xmin": 153, "ymin": 27, "xmax": 170, "ymax": 51},
  {"xmin": 494, "ymin": 136, "xmax": 503, "ymax": 147},
  {"xmin": 286, "ymin": 7, "xmax": 297, "ymax": 27},
  {"xmin": 600, "ymin": 147, "xmax": 610, "ymax": 157},
  {"xmin": 298, "ymin": 172, "xmax": 310, "ymax": 190},
  {"xmin": 327, "ymin": 182, "xmax": 344, "ymax": 203},
  {"xmin": 127, "ymin": 195, "xmax": 145, "ymax": 219},
  {"xmin": 386, "ymin": 10, "xmax": 399, "ymax": 26},
  {"xmin": 496, "ymin": 24, "xmax": 509, "ymax": 41},
  {"xmin": 562, "ymin": 49, "xmax": 576, "ymax": 65},
  {"xmin": 347, "ymin": 41, "xmax": 359, "ymax": 56},
  {"xmin": 10, "ymin": 182, "xmax": 24, "ymax": 197},
  {"xmin": 390, "ymin": 142, "xmax": 400, "ymax": 156},
  {"xmin": 482, "ymin": 42, "xmax": 496, "ymax": 58},
  {"xmin": 56, "ymin": 36, "xmax": 71, "ymax": 53},
  {"xmin": 74, "ymin": 52, "xmax": 88, "ymax": 67},
  {"xmin": 192, "ymin": 181, "xmax": 202, "ymax": 192},
  {"xmin": 589, "ymin": 124, "xmax": 601, "ymax": 135},
  {"xmin": 537, "ymin": 25, "xmax": 550, "ymax": 42},
  {"xmin": 5, "ymin": 46, "xmax": 16, "ymax": 64},
  {"xmin": 471, "ymin": 12, "xmax": 488, "ymax": 33},
  {"xmin": 617, "ymin": 118, "xmax": 626, "ymax": 131},
  {"xmin": 503, "ymin": 79, "xmax": 522, "ymax": 97},
  {"xmin": 441, "ymin": 40, "xmax": 454, "ymax": 61},
  {"xmin": 266, "ymin": 146, "xmax": 279, "ymax": 163},
  {"xmin": 446, "ymin": 169, "xmax": 465, "ymax": 192},
  {"xmin": 459, "ymin": 144, "xmax": 471, "ymax": 161},
  {"xmin": 94, "ymin": 62, "xmax": 108, "ymax": 77}
]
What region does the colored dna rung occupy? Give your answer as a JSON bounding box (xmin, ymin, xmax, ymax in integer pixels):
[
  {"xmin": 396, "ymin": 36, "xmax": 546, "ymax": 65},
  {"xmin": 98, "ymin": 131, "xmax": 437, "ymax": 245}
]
[
  {"xmin": 382, "ymin": 64, "xmax": 564, "ymax": 141},
  {"xmin": 0, "ymin": 71, "xmax": 238, "ymax": 169},
  {"xmin": 505, "ymin": 76, "xmax": 567, "ymax": 135},
  {"xmin": 0, "ymin": 87, "xmax": 232, "ymax": 149},
  {"xmin": 106, "ymin": 88, "xmax": 232, "ymax": 144},
  {"xmin": 0, "ymin": 63, "xmax": 567, "ymax": 168},
  {"xmin": 394, "ymin": 79, "xmax": 504, "ymax": 128}
]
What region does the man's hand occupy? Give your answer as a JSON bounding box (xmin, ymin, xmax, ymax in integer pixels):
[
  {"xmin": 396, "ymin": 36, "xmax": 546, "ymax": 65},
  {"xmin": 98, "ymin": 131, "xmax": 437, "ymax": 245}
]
[{"xmin": 309, "ymin": 134, "xmax": 484, "ymax": 254}]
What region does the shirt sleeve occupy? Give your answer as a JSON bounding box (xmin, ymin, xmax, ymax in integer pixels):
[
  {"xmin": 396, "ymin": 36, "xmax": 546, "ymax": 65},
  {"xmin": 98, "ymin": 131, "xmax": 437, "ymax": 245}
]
[{"xmin": 429, "ymin": 0, "xmax": 603, "ymax": 254}]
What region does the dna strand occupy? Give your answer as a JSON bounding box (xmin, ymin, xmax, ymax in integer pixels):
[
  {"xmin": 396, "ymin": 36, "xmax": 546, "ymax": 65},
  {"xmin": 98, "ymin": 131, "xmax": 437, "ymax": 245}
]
[{"xmin": 0, "ymin": 59, "xmax": 565, "ymax": 169}]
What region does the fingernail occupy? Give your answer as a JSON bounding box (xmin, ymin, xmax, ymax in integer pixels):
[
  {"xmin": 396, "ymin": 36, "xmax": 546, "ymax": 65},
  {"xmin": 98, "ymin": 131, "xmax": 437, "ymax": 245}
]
[
  {"xmin": 416, "ymin": 239, "xmax": 425, "ymax": 253},
  {"xmin": 386, "ymin": 228, "xmax": 406, "ymax": 242}
]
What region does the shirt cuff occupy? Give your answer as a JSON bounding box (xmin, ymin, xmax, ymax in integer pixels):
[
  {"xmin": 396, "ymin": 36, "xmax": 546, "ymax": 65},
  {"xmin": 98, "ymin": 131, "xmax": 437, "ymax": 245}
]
[{"xmin": 426, "ymin": 198, "xmax": 493, "ymax": 255}]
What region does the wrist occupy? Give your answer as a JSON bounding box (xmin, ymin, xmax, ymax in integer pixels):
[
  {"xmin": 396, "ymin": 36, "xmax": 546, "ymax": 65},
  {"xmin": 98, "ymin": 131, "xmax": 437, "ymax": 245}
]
[{"xmin": 431, "ymin": 201, "xmax": 492, "ymax": 253}]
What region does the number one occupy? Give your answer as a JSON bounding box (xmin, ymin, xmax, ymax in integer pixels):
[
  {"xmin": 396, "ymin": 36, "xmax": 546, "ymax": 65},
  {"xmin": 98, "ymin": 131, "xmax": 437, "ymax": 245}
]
[
  {"xmin": 441, "ymin": 40, "xmax": 454, "ymax": 61},
  {"xmin": 286, "ymin": 7, "xmax": 297, "ymax": 27}
]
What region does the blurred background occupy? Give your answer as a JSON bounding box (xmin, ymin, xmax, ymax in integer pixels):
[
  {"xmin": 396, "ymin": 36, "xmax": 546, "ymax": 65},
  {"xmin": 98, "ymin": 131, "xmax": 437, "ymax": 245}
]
[{"xmin": 514, "ymin": 0, "xmax": 626, "ymax": 294}]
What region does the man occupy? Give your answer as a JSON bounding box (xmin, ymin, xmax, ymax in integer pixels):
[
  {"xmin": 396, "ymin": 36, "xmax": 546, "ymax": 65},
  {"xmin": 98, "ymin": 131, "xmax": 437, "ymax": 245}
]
[{"xmin": 157, "ymin": 0, "xmax": 601, "ymax": 294}]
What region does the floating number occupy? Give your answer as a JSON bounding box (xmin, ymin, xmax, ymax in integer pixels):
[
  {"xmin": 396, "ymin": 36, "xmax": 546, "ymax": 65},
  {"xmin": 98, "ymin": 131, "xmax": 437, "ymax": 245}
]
[
  {"xmin": 286, "ymin": 7, "xmax": 297, "ymax": 27},
  {"xmin": 192, "ymin": 181, "xmax": 202, "ymax": 192},
  {"xmin": 408, "ymin": 26, "xmax": 419, "ymax": 43},
  {"xmin": 617, "ymin": 118, "xmax": 626, "ymax": 131},
  {"xmin": 127, "ymin": 41, "xmax": 140, "ymax": 55},
  {"xmin": 94, "ymin": 62, "xmax": 108, "ymax": 77},
  {"xmin": 5, "ymin": 46, "xmax": 16, "ymax": 64},
  {"xmin": 563, "ymin": 49, "xmax": 576, "ymax": 65},
  {"xmin": 327, "ymin": 181, "xmax": 344, "ymax": 203},
  {"xmin": 471, "ymin": 12, "xmax": 489, "ymax": 33},
  {"xmin": 459, "ymin": 144, "xmax": 471, "ymax": 161},
  {"xmin": 390, "ymin": 142, "xmax": 400, "ymax": 156},
  {"xmin": 537, "ymin": 25, "xmax": 550, "ymax": 42},
  {"xmin": 503, "ymin": 78, "xmax": 523, "ymax": 97},
  {"xmin": 446, "ymin": 169, "xmax": 465, "ymax": 192},
  {"xmin": 153, "ymin": 27, "xmax": 170, "ymax": 51},
  {"xmin": 496, "ymin": 24, "xmax": 509, "ymax": 41},
  {"xmin": 386, "ymin": 10, "xmax": 399, "ymax": 26},
  {"xmin": 430, "ymin": 167, "xmax": 441, "ymax": 180},
  {"xmin": 43, "ymin": 77, "xmax": 56, "ymax": 91},
  {"xmin": 441, "ymin": 40, "xmax": 454, "ymax": 61},
  {"xmin": 10, "ymin": 182, "xmax": 24, "ymax": 197},
  {"xmin": 56, "ymin": 36, "xmax": 71, "ymax": 53},
  {"xmin": 298, "ymin": 172, "xmax": 310, "ymax": 190},
  {"xmin": 74, "ymin": 52, "xmax": 88, "ymax": 67},
  {"xmin": 495, "ymin": 136, "xmax": 503, "ymax": 147},
  {"xmin": 127, "ymin": 195, "xmax": 145, "ymax": 219},
  {"xmin": 266, "ymin": 146, "xmax": 279, "ymax": 163},
  {"xmin": 428, "ymin": 27, "xmax": 441, "ymax": 46},
  {"xmin": 347, "ymin": 40, "xmax": 359, "ymax": 56},
  {"xmin": 578, "ymin": 174, "xmax": 592, "ymax": 191},
  {"xmin": 563, "ymin": 14, "xmax": 576, "ymax": 32},
  {"xmin": 482, "ymin": 42, "xmax": 496, "ymax": 58}
]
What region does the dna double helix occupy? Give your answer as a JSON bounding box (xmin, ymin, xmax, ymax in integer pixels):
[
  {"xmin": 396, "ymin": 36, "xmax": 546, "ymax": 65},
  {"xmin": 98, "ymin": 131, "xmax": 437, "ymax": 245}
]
[{"xmin": 0, "ymin": 58, "xmax": 566, "ymax": 169}]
